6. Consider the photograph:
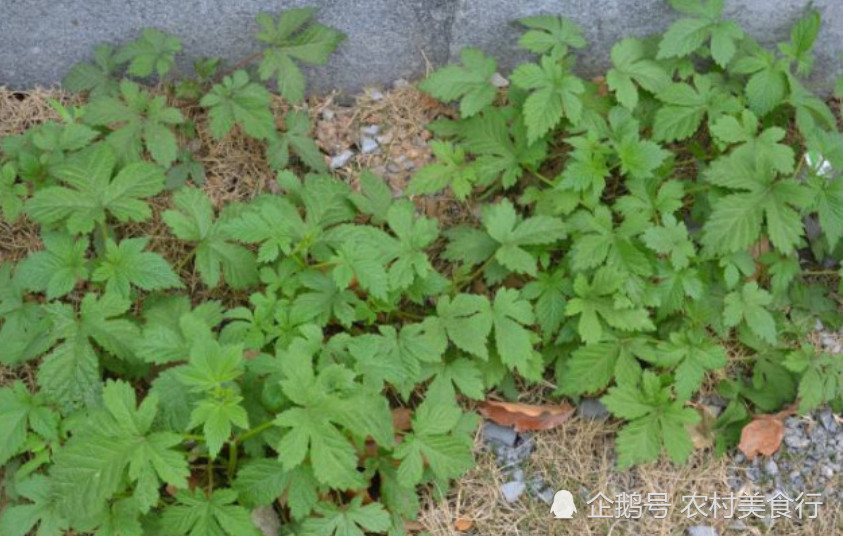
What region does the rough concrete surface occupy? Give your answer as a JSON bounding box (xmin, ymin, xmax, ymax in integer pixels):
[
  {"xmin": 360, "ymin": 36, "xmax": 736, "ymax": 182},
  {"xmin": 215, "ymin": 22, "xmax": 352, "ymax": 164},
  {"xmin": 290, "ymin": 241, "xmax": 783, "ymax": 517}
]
[{"xmin": 1, "ymin": 0, "xmax": 842, "ymax": 93}]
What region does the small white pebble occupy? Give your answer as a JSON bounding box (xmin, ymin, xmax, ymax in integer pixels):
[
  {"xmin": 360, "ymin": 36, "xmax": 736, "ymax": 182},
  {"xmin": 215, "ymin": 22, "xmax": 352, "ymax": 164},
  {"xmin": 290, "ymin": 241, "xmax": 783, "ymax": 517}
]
[
  {"xmin": 360, "ymin": 137, "xmax": 378, "ymax": 154},
  {"xmin": 360, "ymin": 124, "xmax": 381, "ymax": 136},
  {"xmin": 329, "ymin": 150, "xmax": 354, "ymax": 169},
  {"xmin": 490, "ymin": 72, "xmax": 509, "ymax": 87}
]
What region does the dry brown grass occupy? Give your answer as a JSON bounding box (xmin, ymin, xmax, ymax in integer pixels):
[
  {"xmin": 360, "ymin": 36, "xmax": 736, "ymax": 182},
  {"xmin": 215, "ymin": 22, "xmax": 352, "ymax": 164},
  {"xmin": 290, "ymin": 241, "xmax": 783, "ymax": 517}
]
[{"xmin": 420, "ymin": 417, "xmax": 842, "ymax": 536}]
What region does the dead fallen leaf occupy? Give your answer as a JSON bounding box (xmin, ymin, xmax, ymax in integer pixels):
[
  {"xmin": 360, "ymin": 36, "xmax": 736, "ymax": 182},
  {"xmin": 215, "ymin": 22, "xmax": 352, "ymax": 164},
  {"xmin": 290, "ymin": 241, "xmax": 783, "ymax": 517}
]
[
  {"xmin": 454, "ymin": 517, "xmax": 474, "ymax": 532},
  {"xmin": 686, "ymin": 404, "xmax": 718, "ymax": 450},
  {"xmin": 738, "ymin": 414, "xmax": 785, "ymax": 460},
  {"xmin": 479, "ymin": 400, "xmax": 575, "ymax": 432},
  {"xmin": 404, "ymin": 521, "xmax": 424, "ymax": 533},
  {"xmin": 392, "ymin": 407, "xmax": 413, "ymax": 431}
]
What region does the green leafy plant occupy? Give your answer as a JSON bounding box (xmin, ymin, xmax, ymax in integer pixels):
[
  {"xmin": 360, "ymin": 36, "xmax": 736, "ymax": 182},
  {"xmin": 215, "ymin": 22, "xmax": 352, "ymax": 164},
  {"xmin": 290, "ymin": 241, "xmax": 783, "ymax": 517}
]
[{"xmin": 1, "ymin": 2, "xmax": 843, "ymax": 535}]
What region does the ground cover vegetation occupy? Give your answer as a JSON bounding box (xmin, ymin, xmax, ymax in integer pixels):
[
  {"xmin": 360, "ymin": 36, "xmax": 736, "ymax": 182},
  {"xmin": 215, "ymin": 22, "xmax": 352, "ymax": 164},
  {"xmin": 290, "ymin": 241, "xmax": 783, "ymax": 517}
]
[{"xmin": 1, "ymin": 1, "xmax": 843, "ymax": 534}]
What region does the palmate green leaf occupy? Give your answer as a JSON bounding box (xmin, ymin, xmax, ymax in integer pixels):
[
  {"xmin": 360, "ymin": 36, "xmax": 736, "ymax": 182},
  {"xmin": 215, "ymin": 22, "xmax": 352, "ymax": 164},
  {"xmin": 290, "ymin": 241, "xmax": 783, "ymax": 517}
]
[
  {"xmin": 234, "ymin": 460, "xmax": 319, "ymax": 519},
  {"xmin": 92, "ymin": 238, "xmax": 182, "ymax": 298},
  {"xmin": 701, "ymin": 151, "xmax": 810, "ymax": 256},
  {"xmin": 610, "ymin": 110, "xmax": 669, "ymax": 179},
  {"xmin": 0, "ymin": 162, "xmax": 27, "ymax": 222},
  {"xmin": 163, "ymin": 187, "xmax": 258, "ymax": 289},
  {"xmin": 808, "ymin": 174, "xmax": 843, "ymax": 249},
  {"xmin": 114, "ymin": 28, "xmax": 182, "ymax": 78},
  {"xmin": 37, "ymin": 293, "xmax": 140, "ymax": 411},
  {"xmin": 522, "ymin": 267, "xmax": 569, "ymax": 340},
  {"xmin": 419, "ymin": 48, "xmax": 497, "ymax": 118},
  {"xmin": 0, "ymin": 382, "xmax": 59, "ymax": 466},
  {"xmin": 26, "ymin": 143, "xmax": 166, "ymax": 234},
  {"xmin": 136, "ymin": 296, "xmax": 223, "ymax": 365},
  {"xmin": 406, "ymin": 141, "xmax": 477, "ymax": 200},
  {"xmin": 657, "ymin": 0, "xmax": 743, "ymax": 67},
  {"xmin": 266, "ymin": 110, "xmax": 327, "ymax": 172},
  {"xmin": 434, "ymin": 293, "xmax": 492, "ymax": 359},
  {"xmin": 174, "ymin": 337, "xmax": 245, "ymax": 393},
  {"xmin": 422, "ymin": 356, "xmax": 486, "ymax": 402},
  {"xmin": 255, "ymin": 8, "xmax": 345, "ymax": 104},
  {"xmin": 647, "ymin": 329, "xmax": 727, "ymax": 401},
  {"xmin": 723, "ymin": 282, "xmax": 777, "ymax": 345},
  {"xmin": 652, "ymin": 74, "xmax": 740, "ymax": 142},
  {"xmin": 615, "ymin": 177, "xmax": 685, "ymax": 221},
  {"xmin": 327, "ymin": 228, "xmax": 392, "ymax": 301},
  {"xmin": 349, "ymin": 170, "xmax": 393, "ymax": 224},
  {"xmin": 482, "ymin": 199, "xmax": 565, "ymax": 276},
  {"xmin": 62, "ymin": 43, "xmax": 121, "ymax": 98},
  {"xmin": 559, "ymin": 337, "xmax": 650, "ymax": 395},
  {"xmin": 84, "ymin": 80, "xmax": 183, "ymax": 167},
  {"xmin": 558, "ymin": 131, "xmax": 612, "ymax": 194},
  {"xmin": 642, "ymin": 214, "xmax": 695, "ymax": 269},
  {"xmin": 602, "ymin": 371, "xmax": 700, "ymax": 468},
  {"xmin": 607, "ymin": 38, "xmax": 670, "ymax": 110},
  {"xmin": 291, "ymin": 270, "xmax": 360, "ymax": 327},
  {"xmin": 51, "ymin": 380, "xmax": 189, "ymax": 522},
  {"xmin": 565, "ymin": 271, "xmax": 655, "ymax": 345},
  {"xmin": 456, "ymin": 107, "xmax": 548, "ymax": 188},
  {"xmin": 89, "ymin": 498, "xmax": 143, "ymax": 536},
  {"xmin": 491, "ymin": 288, "xmax": 541, "ymax": 379},
  {"xmin": 394, "ymin": 398, "xmax": 474, "ymax": 488},
  {"xmin": 569, "ymin": 206, "xmax": 652, "ymax": 276},
  {"xmin": 731, "ymin": 48, "xmax": 789, "ymax": 117},
  {"xmin": 783, "ymin": 345, "xmax": 843, "ymax": 412},
  {"xmin": 517, "ymin": 16, "xmax": 586, "ymax": 58},
  {"xmin": 187, "ymin": 393, "xmax": 249, "ymax": 459},
  {"xmin": 0, "ymin": 263, "xmax": 55, "ymax": 366},
  {"xmin": 16, "ymin": 232, "xmax": 89, "ymax": 300},
  {"xmin": 708, "ymin": 110, "xmax": 794, "ymax": 174},
  {"xmin": 511, "ymin": 55, "xmax": 585, "ymax": 144},
  {"xmin": 778, "ymin": 9, "xmax": 821, "ymax": 77},
  {"xmin": 300, "ymin": 497, "xmax": 391, "ymax": 536},
  {"xmin": 274, "ymin": 333, "xmax": 394, "ymax": 490},
  {"xmin": 200, "ymin": 70, "xmax": 275, "ymax": 140},
  {"xmin": 385, "ymin": 201, "xmax": 439, "ymax": 291},
  {"xmin": 0, "ymin": 475, "xmax": 68, "ymax": 536},
  {"xmin": 224, "ymin": 195, "xmax": 304, "ymax": 264},
  {"xmin": 161, "ymin": 489, "xmax": 259, "ymax": 536}
]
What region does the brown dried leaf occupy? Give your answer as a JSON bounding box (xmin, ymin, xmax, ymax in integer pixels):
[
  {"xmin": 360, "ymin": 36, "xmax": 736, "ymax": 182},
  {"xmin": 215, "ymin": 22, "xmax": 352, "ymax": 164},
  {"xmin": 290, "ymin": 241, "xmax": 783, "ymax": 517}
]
[
  {"xmin": 738, "ymin": 415, "xmax": 784, "ymax": 460},
  {"xmin": 479, "ymin": 400, "xmax": 575, "ymax": 432},
  {"xmin": 454, "ymin": 517, "xmax": 474, "ymax": 532},
  {"xmin": 392, "ymin": 407, "xmax": 413, "ymax": 431}
]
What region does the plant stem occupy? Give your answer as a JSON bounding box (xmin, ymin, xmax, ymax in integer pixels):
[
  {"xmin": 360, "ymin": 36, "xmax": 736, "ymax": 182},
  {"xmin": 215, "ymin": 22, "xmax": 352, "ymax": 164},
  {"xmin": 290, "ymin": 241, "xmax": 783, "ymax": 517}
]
[
  {"xmin": 235, "ymin": 420, "xmax": 275, "ymax": 444},
  {"xmin": 100, "ymin": 221, "xmax": 110, "ymax": 246},
  {"xmin": 174, "ymin": 246, "xmax": 197, "ymax": 273},
  {"xmin": 227, "ymin": 440, "xmax": 239, "ymax": 480},
  {"xmin": 213, "ymin": 51, "xmax": 264, "ymax": 83}
]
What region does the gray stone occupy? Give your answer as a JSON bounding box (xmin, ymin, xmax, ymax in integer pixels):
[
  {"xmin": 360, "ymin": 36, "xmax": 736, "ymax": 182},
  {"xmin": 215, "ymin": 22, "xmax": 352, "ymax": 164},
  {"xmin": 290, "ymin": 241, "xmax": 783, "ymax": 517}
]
[
  {"xmin": 819, "ymin": 409, "xmax": 838, "ymax": 432},
  {"xmin": 251, "ymin": 506, "xmax": 281, "ymax": 536},
  {"xmin": 482, "ymin": 422, "xmax": 518, "ymax": 447},
  {"xmin": 359, "ymin": 136, "xmax": 378, "ymax": 153},
  {"xmin": 784, "ymin": 432, "xmax": 811, "ymax": 451},
  {"xmin": 3, "ymin": 1, "xmax": 843, "ymax": 93},
  {"xmin": 360, "ymin": 124, "xmax": 381, "ymax": 136},
  {"xmin": 329, "ymin": 149, "xmax": 354, "ymax": 169},
  {"xmin": 578, "ymin": 398, "xmax": 610, "ymax": 420},
  {"xmin": 500, "ymin": 480, "xmax": 526, "ymax": 503},
  {"xmin": 764, "ymin": 459, "xmax": 779, "ymax": 476},
  {"xmin": 686, "ymin": 525, "xmax": 718, "ymax": 536}
]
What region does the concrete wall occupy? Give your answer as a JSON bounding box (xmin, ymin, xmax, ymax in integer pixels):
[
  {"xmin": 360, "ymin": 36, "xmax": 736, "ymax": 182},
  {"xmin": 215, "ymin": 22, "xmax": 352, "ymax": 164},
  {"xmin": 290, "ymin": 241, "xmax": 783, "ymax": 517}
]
[{"xmin": 1, "ymin": 0, "xmax": 842, "ymax": 93}]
